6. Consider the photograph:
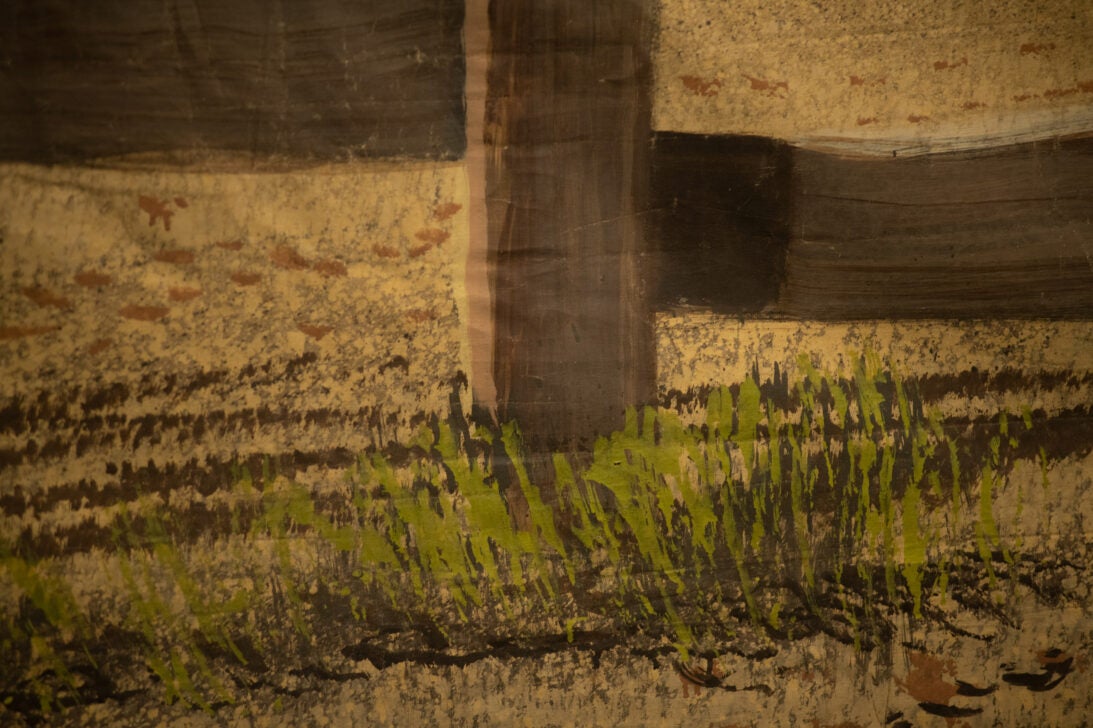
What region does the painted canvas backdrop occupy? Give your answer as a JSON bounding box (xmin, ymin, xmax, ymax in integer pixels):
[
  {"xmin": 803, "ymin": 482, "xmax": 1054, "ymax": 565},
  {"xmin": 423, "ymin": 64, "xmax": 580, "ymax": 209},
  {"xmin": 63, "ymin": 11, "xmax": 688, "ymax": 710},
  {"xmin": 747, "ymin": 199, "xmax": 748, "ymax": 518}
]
[{"xmin": 1, "ymin": 1, "xmax": 1092, "ymax": 725}]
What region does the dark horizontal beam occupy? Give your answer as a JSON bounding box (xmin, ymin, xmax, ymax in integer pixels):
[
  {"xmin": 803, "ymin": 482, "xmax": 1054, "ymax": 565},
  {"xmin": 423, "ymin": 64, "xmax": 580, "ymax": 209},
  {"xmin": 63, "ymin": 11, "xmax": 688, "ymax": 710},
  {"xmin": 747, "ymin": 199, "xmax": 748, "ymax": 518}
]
[
  {"xmin": 652, "ymin": 133, "xmax": 1093, "ymax": 319},
  {"xmin": 0, "ymin": 0, "xmax": 466, "ymax": 163}
]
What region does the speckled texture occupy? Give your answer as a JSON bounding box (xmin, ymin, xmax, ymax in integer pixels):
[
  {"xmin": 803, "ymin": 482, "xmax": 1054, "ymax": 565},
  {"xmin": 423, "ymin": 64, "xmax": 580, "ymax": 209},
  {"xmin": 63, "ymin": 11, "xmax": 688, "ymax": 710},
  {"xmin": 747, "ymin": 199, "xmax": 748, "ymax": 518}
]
[
  {"xmin": 0, "ymin": 161, "xmax": 472, "ymax": 507},
  {"xmin": 654, "ymin": 0, "xmax": 1093, "ymax": 154},
  {"xmin": 656, "ymin": 314, "xmax": 1093, "ymax": 394}
]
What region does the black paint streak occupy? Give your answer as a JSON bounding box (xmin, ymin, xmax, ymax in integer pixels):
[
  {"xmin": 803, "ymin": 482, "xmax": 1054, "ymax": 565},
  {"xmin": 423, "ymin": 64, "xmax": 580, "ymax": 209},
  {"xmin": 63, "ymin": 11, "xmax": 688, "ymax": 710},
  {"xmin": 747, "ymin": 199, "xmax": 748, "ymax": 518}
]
[
  {"xmin": 918, "ymin": 702, "xmax": 982, "ymax": 718},
  {"xmin": 342, "ymin": 629, "xmax": 668, "ymax": 671}
]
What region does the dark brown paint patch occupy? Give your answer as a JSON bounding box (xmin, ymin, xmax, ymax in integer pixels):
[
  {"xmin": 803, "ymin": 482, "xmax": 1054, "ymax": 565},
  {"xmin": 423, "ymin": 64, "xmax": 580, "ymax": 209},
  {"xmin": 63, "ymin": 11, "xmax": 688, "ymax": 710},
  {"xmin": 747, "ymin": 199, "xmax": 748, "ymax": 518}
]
[
  {"xmin": 87, "ymin": 338, "xmax": 112, "ymax": 355},
  {"xmin": 372, "ymin": 244, "xmax": 401, "ymax": 259},
  {"xmin": 119, "ymin": 304, "xmax": 169, "ymax": 321},
  {"xmin": 138, "ymin": 195, "xmax": 174, "ymax": 231},
  {"xmin": 407, "ymin": 309, "xmax": 437, "ymax": 323},
  {"xmin": 961, "ymin": 101, "xmax": 987, "ymax": 110},
  {"xmin": 0, "ymin": 325, "xmax": 59, "ymax": 340},
  {"xmin": 215, "ymin": 240, "xmax": 244, "ymax": 251},
  {"xmin": 1043, "ymin": 86, "xmax": 1080, "ymax": 100},
  {"xmin": 173, "ymin": 196, "xmax": 189, "ymax": 208},
  {"xmin": 849, "ymin": 75, "xmax": 885, "ymax": 87},
  {"xmin": 230, "ymin": 271, "xmax": 261, "ymax": 286},
  {"xmin": 1019, "ymin": 43, "xmax": 1055, "ymax": 56},
  {"xmin": 432, "ymin": 202, "xmax": 463, "ymax": 220},
  {"xmin": 312, "ymin": 259, "xmax": 348, "ymax": 277},
  {"xmin": 74, "ymin": 270, "xmax": 113, "ymax": 287},
  {"xmin": 154, "ymin": 249, "xmax": 195, "ymax": 265},
  {"xmin": 270, "ymin": 245, "xmax": 309, "ymax": 270},
  {"xmin": 297, "ymin": 323, "xmax": 332, "ymax": 340},
  {"xmin": 856, "ymin": 116, "xmax": 878, "ymax": 126},
  {"xmin": 896, "ymin": 652, "xmax": 958, "ymax": 705},
  {"xmin": 742, "ymin": 75, "xmax": 788, "ymax": 97},
  {"xmin": 907, "ymin": 114, "xmax": 930, "ymax": 123},
  {"xmin": 680, "ymin": 75, "xmax": 723, "ymax": 97},
  {"xmin": 167, "ymin": 286, "xmax": 202, "ymax": 302},
  {"xmin": 414, "ymin": 228, "xmax": 450, "ymax": 246},
  {"xmin": 933, "ymin": 57, "xmax": 968, "ymax": 71},
  {"xmin": 21, "ymin": 286, "xmax": 72, "ymax": 310}
]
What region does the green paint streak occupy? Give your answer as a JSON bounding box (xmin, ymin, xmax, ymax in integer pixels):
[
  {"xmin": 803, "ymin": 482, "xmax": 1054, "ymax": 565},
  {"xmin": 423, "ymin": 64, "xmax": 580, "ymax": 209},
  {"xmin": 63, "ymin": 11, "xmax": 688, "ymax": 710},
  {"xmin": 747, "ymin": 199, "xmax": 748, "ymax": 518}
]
[
  {"xmin": 502, "ymin": 422, "xmax": 573, "ymax": 588},
  {"xmin": 734, "ymin": 376, "xmax": 762, "ymax": 482},
  {"xmin": 901, "ymin": 479, "xmax": 926, "ymax": 618}
]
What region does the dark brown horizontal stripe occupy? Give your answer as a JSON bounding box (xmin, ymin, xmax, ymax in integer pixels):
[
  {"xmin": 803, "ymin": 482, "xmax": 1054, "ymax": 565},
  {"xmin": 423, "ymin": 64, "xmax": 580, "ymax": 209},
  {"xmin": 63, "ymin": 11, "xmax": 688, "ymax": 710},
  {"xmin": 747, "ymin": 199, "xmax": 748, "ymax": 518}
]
[
  {"xmin": 0, "ymin": 405, "xmax": 416, "ymax": 468},
  {"xmin": 0, "ymin": 351, "xmax": 321, "ymax": 436},
  {"xmin": 7, "ymin": 406, "xmax": 1092, "ymax": 559},
  {"xmin": 792, "ymin": 136, "xmax": 1091, "ymax": 207},
  {"xmin": 0, "ymin": 0, "xmax": 465, "ymax": 163},
  {"xmin": 650, "ymin": 132, "xmax": 1093, "ymax": 318}
]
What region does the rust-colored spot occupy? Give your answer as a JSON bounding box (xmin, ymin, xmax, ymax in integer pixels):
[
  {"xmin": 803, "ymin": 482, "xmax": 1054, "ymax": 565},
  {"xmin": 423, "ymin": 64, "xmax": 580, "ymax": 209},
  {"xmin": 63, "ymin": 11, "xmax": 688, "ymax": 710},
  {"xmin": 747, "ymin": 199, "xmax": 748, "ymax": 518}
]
[
  {"xmin": 168, "ymin": 286, "xmax": 202, "ymax": 302},
  {"xmin": 138, "ymin": 195, "xmax": 174, "ymax": 231},
  {"xmin": 298, "ymin": 323, "xmax": 332, "ymax": 340},
  {"xmin": 742, "ymin": 75, "xmax": 789, "ymax": 97},
  {"xmin": 1036, "ymin": 649, "xmax": 1073, "ymax": 666},
  {"xmin": 961, "ymin": 101, "xmax": 986, "ymax": 110},
  {"xmin": 1044, "ymin": 86, "xmax": 1079, "ymax": 100},
  {"xmin": 312, "ymin": 259, "xmax": 348, "ymax": 278},
  {"xmin": 415, "ymin": 228, "xmax": 450, "ymax": 245},
  {"xmin": 1013, "ymin": 93, "xmax": 1039, "ymax": 102},
  {"xmin": 1080, "ymin": 80, "xmax": 1093, "ymax": 93},
  {"xmin": 87, "ymin": 338, "xmax": 112, "ymax": 355},
  {"xmin": 433, "ymin": 202, "xmax": 463, "ymax": 221},
  {"xmin": 173, "ymin": 196, "xmax": 189, "ymax": 208},
  {"xmin": 680, "ymin": 75, "xmax": 723, "ymax": 97},
  {"xmin": 119, "ymin": 304, "xmax": 169, "ymax": 321},
  {"xmin": 1020, "ymin": 42, "xmax": 1055, "ymax": 56},
  {"xmin": 933, "ymin": 57, "xmax": 968, "ymax": 71},
  {"xmin": 849, "ymin": 75, "xmax": 885, "ymax": 87},
  {"xmin": 410, "ymin": 229, "xmax": 449, "ymax": 256},
  {"xmin": 406, "ymin": 309, "xmax": 436, "ymax": 323},
  {"xmin": 269, "ymin": 244, "xmax": 309, "ymax": 270},
  {"xmin": 74, "ymin": 270, "xmax": 113, "ymax": 287},
  {"xmin": 230, "ymin": 272, "xmax": 262, "ymax": 287},
  {"xmin": 372, "ymin": 244, "xmax": 401, "ymax": 259},
  {"xmin": 856, "ymin": 116, "xmax": 878, "ymax": 126},
  {"xmin": 216, "ymin": 240, "xmax": 244, "ymax": 251},
  {"xmin": 907, "ymin": 114, "xmax": 930, "ymax": 123},
  {"xmin": 154, "ymin": 249, "xmax": 195, "ymax": 265},
  {"xmin": 895, "ymin": 652, "xmax": 958, "ymax": 706},
  {"xmin": 0, "ymin": 325, "xmax": 60, "ymax": 341},
  {"xmin": 21, "ymin": 286, "xmax": 72, "ymax": 310}
]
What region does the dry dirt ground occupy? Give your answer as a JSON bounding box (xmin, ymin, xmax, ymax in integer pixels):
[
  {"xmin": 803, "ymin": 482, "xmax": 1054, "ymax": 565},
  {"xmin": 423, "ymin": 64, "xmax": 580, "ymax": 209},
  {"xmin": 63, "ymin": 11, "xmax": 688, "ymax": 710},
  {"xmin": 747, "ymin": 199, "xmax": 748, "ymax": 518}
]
[{"xmin": 2, "ymin": 162, "xmax": 1093, "ymax": 726}]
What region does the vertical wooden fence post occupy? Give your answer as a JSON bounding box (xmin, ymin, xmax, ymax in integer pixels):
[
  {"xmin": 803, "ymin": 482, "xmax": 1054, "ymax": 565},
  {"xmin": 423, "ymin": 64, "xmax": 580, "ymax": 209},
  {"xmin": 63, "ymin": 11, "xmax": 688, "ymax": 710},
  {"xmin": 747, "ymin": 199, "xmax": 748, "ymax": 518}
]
[{"xmin": 485, "ymin": 1, "xmax": 656, "ymax": 451}]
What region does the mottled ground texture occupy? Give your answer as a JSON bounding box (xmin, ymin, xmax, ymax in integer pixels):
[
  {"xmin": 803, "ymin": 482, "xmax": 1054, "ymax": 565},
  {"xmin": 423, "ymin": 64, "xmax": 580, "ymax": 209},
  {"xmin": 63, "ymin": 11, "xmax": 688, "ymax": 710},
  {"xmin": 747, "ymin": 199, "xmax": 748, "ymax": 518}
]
[
  {"xmin": 655, "ymin": 0, "xmax": 1093, "ymax": 153},
  {"xmin": 2, "ymin": 161, "xmax": 1093, "ymax": 728}
]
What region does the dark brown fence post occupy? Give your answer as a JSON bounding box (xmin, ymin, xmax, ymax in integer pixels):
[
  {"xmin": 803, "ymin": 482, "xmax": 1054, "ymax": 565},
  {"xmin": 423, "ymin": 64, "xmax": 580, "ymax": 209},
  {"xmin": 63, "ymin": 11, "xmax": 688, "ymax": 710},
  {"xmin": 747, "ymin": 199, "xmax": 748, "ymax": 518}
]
[{"xmin": 485, "ymin": 1, "xmax": 656, "ymax": 451}]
